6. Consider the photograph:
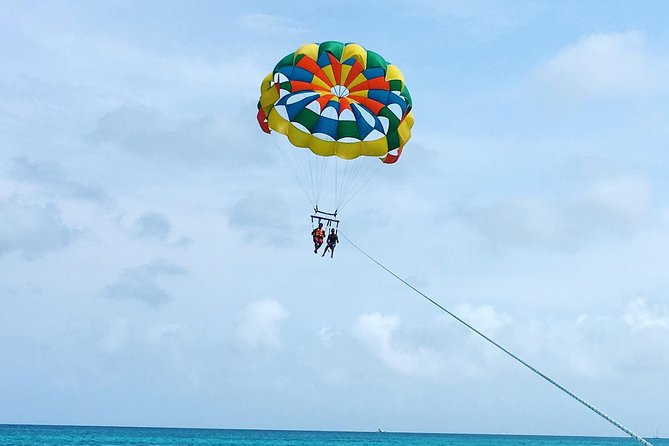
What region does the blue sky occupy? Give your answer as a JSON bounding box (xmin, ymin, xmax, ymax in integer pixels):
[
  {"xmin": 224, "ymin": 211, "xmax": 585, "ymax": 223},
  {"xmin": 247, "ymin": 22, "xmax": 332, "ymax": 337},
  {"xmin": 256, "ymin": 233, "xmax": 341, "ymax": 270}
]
[{"xmin": 1, "ymin": 0, "xmax": 669, "ymax": 437}]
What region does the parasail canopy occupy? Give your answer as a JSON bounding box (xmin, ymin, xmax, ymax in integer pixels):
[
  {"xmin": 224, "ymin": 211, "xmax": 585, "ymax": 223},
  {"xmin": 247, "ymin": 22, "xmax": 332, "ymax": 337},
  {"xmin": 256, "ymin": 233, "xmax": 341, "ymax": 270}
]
[{"xmin": 257, "ymin": 41, "xmax": 414, "ymax": 213}]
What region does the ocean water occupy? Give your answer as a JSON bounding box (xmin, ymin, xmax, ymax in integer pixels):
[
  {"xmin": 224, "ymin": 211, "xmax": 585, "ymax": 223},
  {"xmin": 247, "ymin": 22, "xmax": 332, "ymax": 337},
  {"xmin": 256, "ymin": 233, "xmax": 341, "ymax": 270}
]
[{"xmin": 0, "ymin": 425, "xmax": 666, "ymax": 446}]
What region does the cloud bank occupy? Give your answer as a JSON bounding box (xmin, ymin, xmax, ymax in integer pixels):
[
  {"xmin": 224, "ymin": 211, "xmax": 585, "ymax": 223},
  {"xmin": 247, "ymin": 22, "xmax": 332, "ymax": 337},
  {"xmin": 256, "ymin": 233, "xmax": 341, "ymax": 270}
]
[
  {"xmin": 0, "ymin": 197, "xmax": 75, "ymax": 259},
  {"xmin": 237, "ymin": 299, "xmax": 289, "ymax": 349},
  {"xmin": 539, "ymin": 31, "xmax": 668, "ymax": 99},
  {"xmin": 104, "ymin": 260, "xmax": 187, "ymax": 306}
]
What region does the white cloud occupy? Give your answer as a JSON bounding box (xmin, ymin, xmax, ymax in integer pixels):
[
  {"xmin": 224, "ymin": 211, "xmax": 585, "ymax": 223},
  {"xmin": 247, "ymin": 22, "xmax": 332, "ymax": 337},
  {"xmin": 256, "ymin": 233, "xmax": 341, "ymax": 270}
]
[
  {"xmin": 239, "ymin": 13, "xmax": 306, "ymax": 34},
  {"xmin": 538, "ymin": 31, "xmax": 668, "ymax": 99},
  {"xmin": 507, "ymin": 304, "xmax": 669, "ymax": 379},
  {"xmin": 460, "ymin": 174, "xmax": 656, "ymax": 250},
  {"xmin": 354, "ymin": 299, "xmax": 668, "ymax": 383},
  {"xmin": 623, "ymin": 297, "xmax": 669, "ymax": 330},
  {"xmin": 583, "ymin": 175, "xmax": 652, "ymax": 222},
  {"xmin": 354, "ymin": 312, "xmax": 397, "ymax": 347},
  {"xmin": 237, "ymin": 299, "xmax": 288, "ymax": 349},
  {"xmin": 100, "ymin": 318, "xmax": 130, "ymax": 353},
  {"xmin": 451, "ymin": 303, "xmax": 512, "ymax": 335},
  {"xmin": 89, "ymin": 104, "xmax": 273, "ymax": 169},
  {"xmin": 146, "ymin": 323, "xmax": 185, "ymax": 345},
  {"xmin": 100, "ymin": 320, "xmax": 187, "ymax": 358},
  {"xmin": 462, "ymin": 197, "xmax": 571, "ymax": 250},
  {"xmin": 413, "ymin": 0, "xmax": 533, "ymax": 39},
  {"xmin": 11, "ymin": 21, "xmax": 265, "ymax": 103},
  {"xmin": 318, "ymin": 326, "xmax": 341, "ymax": 345},
  {"xmin": 353, "ymin": 312, "xmax": 441, "ymax": 377}
]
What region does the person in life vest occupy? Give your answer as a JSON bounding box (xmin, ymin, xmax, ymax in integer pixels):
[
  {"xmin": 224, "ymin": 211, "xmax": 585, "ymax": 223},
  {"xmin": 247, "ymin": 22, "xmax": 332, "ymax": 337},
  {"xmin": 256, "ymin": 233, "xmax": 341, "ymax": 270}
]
[
  {"xmin": 322, "ymin": 228, "xmax": 339, "ymax": 258},
  {"xmin": 311, "ymin": 223, "xmax": 325, "ymax": 253}
]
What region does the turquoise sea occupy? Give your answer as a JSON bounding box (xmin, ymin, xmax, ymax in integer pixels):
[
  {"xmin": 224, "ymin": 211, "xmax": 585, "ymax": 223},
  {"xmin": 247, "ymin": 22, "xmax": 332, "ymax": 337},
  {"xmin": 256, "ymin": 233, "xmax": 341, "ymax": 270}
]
[{"xmin": 0, "ymin": 425, "xmax": 666, "ymax": 446}]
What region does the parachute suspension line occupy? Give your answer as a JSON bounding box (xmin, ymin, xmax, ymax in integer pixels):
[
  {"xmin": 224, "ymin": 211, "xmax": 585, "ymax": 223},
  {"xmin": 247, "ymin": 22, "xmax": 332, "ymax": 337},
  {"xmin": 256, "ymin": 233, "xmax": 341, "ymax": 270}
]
[
  {"xmin": 316, "ymin": 153, "xmax": 330, "ymax": 207},
  {"xmin": 271, "ymin": 133, "xmax": 316, "ymax": 209},
  {"xmin": 312, "ymin": 148, "xmax": 324, "ymax": 206},
  {"xmin": 337, "ymin": 158, "xmax": 358, "ymax": 209},
  {"xmin": 335, "ymin": 156, "xmax": 367, "ymax": 211},
  {"xmin": 298, "ymin": 151, "xmax": 317, "ymax": 206},
  {"xmin": 339, "ymin": 232, "xmax": 655, "ymax": 446},
  {"xmin": 312, "ymin": 154, "xmax": 317, "ymax": 203},
  {"xmin": 338, "ymin": 157, "xmax": 352, "ymax": 209},
  {"xmin": 336, "ymin": 160, "xmax": 357, "ymax": 210},
  {"xmin": 308, "ymin": 149, "xmax": 316, "ymax": 204},
  {"xmin": 316, "ymin": 152, "xmax": 331, "ymax": 209},
  {"xmin": 334, "ymin": 159, "xmax": 339, "ymax": 212},
  {"xmin": 337, "ymin": 161, "xmax": 382, "ymax": 212}
]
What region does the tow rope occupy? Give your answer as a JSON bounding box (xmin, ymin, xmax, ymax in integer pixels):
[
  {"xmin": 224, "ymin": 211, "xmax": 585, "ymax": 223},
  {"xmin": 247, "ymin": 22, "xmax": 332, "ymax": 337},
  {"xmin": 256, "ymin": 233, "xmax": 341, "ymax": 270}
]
[{"xmin": 340, "ymin": 232, "xmax": 654, "ymax": 446}]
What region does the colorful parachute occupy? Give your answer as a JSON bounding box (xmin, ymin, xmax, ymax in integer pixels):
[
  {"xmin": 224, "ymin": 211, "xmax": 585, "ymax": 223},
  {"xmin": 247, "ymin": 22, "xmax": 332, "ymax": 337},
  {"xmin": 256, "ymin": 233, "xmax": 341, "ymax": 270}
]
[
  {"xmin": 258, "ymin": 41, "xmax": 414, "ymax": 163},
  {"xmin": 257, "ymin": 41, "xmax": 414, "ymax": 214}
]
